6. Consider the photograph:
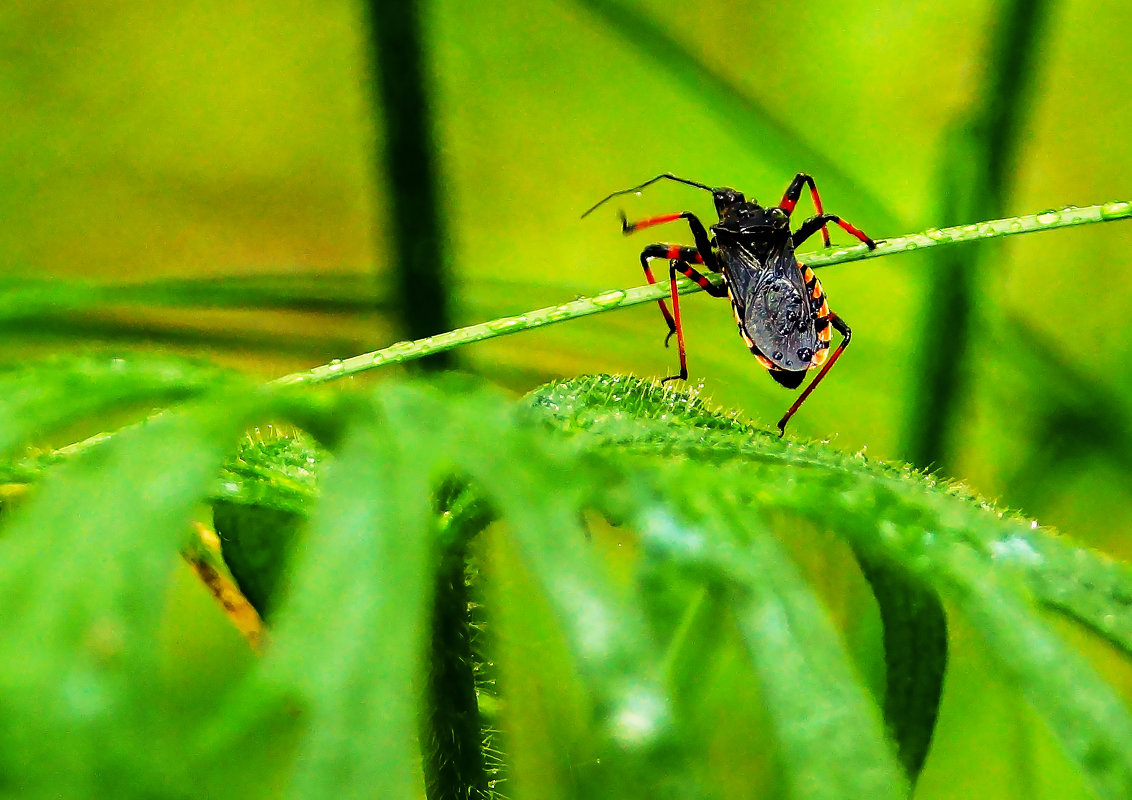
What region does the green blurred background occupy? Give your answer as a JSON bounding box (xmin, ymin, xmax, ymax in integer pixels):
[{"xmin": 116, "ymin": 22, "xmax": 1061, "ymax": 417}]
[{"xmin": 4, "ymin": 1, "xmax": 1132, "ymax": 795}]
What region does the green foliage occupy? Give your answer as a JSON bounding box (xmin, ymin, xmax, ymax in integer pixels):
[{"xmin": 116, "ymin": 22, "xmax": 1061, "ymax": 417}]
[{"xmin": 3, "ymin": 355, "xmax": 1132, "ymax": 798}]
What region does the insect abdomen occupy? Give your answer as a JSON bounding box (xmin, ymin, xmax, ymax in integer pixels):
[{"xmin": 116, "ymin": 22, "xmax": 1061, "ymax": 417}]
[{"xmin": 730, "ymin": 261, "xmax": 834, "ymax": 380}]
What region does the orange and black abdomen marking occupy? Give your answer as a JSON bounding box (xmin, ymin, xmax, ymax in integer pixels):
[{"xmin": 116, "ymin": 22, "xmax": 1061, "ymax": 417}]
[{"xmin": 801, "ymin": 263, "xmax": 833, "ymax": 368}]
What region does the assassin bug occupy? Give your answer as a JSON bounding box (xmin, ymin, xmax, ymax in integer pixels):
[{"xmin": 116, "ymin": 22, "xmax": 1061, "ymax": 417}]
[{"xmin": 582, "ymin": 172, "xmax": 876, "ymax": 434}]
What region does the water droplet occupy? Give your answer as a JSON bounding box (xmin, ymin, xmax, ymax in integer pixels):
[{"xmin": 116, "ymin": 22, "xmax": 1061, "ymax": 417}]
[
  {"xmin": 592, "ymin": 289, "xmax": 626, "ymax": 308},
  {"xmin": 374, "ymin": 341, "xmax": 416, "ymax": 363},
  {"xmin": 925, "ymin": 228, "xmax": 949, "ymax": 241},
  {"xmin": 487, "ymin": 316, "xmax": 527, "ymax": 333},
  {"xmin": 1009, "ymin": 220, "xmax": 1024, "ymax": 232},
  {"xmin": 982, "ymin": 225, "xmax": 997, "ymax": 237},
  {"xmin": 1036, "ymin": 209, "xmax": 1060, "ymax": 225},
  {"xmin": 326, "ymin": 358, "xmax": 344, "ymax": 372},
  {"xmin": 1101, "ymin": 200, "xmax": 1131, "ymax": 220},
  {"xmin": 545, "ymin": 304, "xmax": 573, "ymax": 321},
  {"xmin": 609, "ymin": 684, "xmax": 670, "ymax": 749},
  {"xmin": 904, "ymin": 241, "xmax": 918, "ymax": 250}
]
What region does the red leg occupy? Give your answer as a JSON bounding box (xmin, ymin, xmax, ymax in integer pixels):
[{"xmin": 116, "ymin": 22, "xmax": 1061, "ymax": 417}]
[
  {"xmin": 640, "ymin": 245, "xmax": 702, "ymax": 342},
  {"xmin": 619, "ymin": 209, "xmax": 726, "ymax": 380},
  {"xmin": 640, "ymin": 245, "xmax": 727, "ymax": 345},
  {"xmin": 663, "ymin": 260, "xmax": 690, "ymax": 382},
  {"xmin": 620, "ymin": 210, "xmax": 717, "ymax": 264},
  {"xmin": 792, "ymin": 214, "xmax": 876, "ymax": 250},
  {"xmin": 779, "ymin": 173, "xmax": 832, "ymax": 247},
  {"xmin": 660, "ymin": 256, "xmax": 732, "ymax": 382},
  {"xmin": 777, "ymin": 313, "xmax": 852, "ymax": 435}
]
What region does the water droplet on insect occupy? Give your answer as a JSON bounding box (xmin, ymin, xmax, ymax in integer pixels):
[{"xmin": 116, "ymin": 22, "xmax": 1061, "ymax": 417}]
[
  {"xmin": 772, "ymin": 350, "xmax": 783, "ymax": 361},
  {"xmin": 1036, "ymin": 209, "xmax": 1060, "ymax": 225},
  {"xmin": 1101, "ymin": 200, "xmax": 1131, "ymax": 219},
  {"xmin": 488, "ymin": 316, "xmax": 527, "ymax": 332},
  {"xmin": 592, "ymin": 289, "xmax": 626, "ymax": 308}
]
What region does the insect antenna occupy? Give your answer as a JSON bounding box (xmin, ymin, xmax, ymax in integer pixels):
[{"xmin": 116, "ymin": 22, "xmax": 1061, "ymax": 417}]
[{"xmin": 581, "ymin": 172, "xmax": 715, "ymax": 219}]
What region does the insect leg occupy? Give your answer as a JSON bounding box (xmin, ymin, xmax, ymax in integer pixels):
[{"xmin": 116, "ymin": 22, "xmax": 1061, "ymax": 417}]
[
  {"xmin": 779, "ymin": 173, "xmax": 831, "ymax": 246},
  {"xmin": 620, "ymin": 211, "xmax": 720, "ymax": 271},
  {"xmin": 618, "ymin": 210, "xmax": 724, "ymax": 379},
  {"xmin": 776, "ymin": 313, "xmax": 852, "ymax": 435},
  {"xmin": 639, "ymin": 245, "xmax": 703, "ymax": 342},
  {"xmin": 793, "ymin": 214, "xmax": 876, "ymax": 250},
  {"xmin": 658, "ymin": 253, "xmax": 730, "ymax": 382}
]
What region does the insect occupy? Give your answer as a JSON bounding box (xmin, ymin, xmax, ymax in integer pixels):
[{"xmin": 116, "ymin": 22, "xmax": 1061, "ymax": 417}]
[{"xmin": 582, "ymin": 172, "xmax": 877, "ymax": 434}]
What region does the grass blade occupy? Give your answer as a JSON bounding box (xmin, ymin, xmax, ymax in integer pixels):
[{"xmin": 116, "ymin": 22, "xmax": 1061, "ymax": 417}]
[
  {"xmin": 639, "ymin": 490, "xmax": 907, "ymax": 800},
  {"xmin": 0, "ymin": 385, "xmax": 268, "ymax": 795},
  {"xmin": 260, "ymin": 397, "xmax": 436, "ymax": 798},
  {"xmin": 0, "ymin": 353, "xmax": 228, "ymax": 459}
]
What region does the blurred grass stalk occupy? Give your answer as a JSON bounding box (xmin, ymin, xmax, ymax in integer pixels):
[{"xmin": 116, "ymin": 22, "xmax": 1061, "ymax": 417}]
[
  {"xmin": 364, "ymin": 0, "xmax": 453, "ymax": 369},
  {"xmin": 904, "ymin": 0, "xmax": 1050, "ymax": 471}
]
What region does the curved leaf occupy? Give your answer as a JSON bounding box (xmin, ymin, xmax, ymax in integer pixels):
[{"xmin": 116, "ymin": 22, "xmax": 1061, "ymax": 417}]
[
  {"xmin": 259, "ymin": 396, "xmax": 435, "ymax": 799},
  {"xmin": 0, "ymin": 383, "xmax": 271, "ymax": 795},
  {"xmin": 637, "ymin": 489, "xmax": 907, "ymax": 800}
]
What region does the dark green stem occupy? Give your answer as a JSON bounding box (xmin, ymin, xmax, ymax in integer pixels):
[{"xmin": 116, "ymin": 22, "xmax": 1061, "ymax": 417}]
[
  {"xmin": 905, "ymin": 0, "xmax": 1050, "ymax": 471},
  {"xmin": 423, "ymin": 484, "xmax": 498, "ymax": 800},
  {"xmin": 424, "ymin": 544, "xmax": 489, "ymax": 800},
  {"xmin": 364, "ymin": 0, "xmax": 453, "ymax": 369}
]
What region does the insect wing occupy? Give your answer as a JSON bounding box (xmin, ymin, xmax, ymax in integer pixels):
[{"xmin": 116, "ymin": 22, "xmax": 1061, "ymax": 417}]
[{"xmin": 725, "ymin": 244, "xmax": 818, "ymax": 372}]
